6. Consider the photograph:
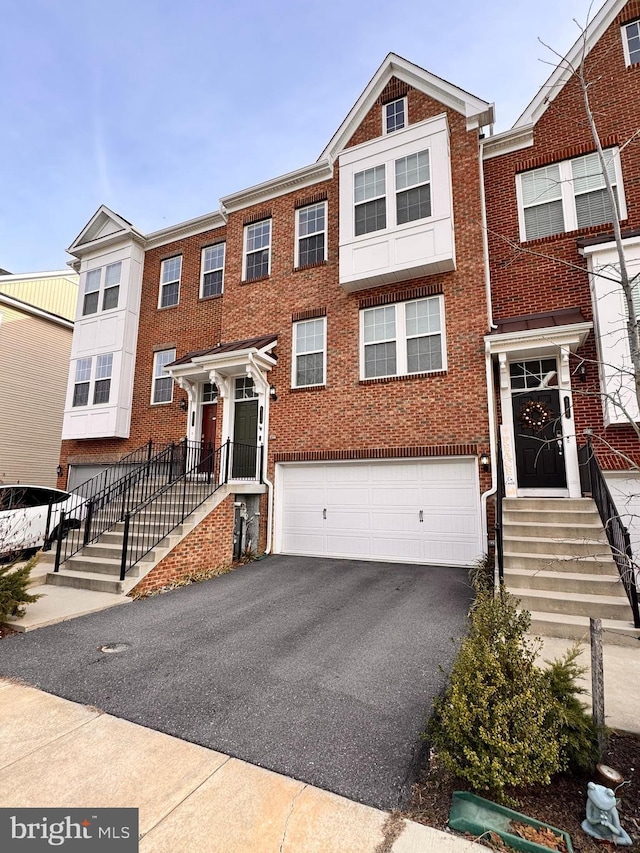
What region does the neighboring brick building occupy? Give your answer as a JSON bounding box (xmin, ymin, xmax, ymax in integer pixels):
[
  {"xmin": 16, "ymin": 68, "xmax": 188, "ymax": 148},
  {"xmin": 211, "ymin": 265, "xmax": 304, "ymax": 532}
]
[
  {"xmin": 59, "ymin": 54, "xmax": 494, "ymax": 568},
  {"xmin": 483, "ymin": 0, "xmax": 640, "ymax": 549}
]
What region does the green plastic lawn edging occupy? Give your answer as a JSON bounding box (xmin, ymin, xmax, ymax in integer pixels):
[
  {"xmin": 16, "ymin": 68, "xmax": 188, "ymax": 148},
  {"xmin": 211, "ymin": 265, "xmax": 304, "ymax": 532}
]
[{"xmin": 449, "ymin": 791, "xmax": 574, "ymax": 853}]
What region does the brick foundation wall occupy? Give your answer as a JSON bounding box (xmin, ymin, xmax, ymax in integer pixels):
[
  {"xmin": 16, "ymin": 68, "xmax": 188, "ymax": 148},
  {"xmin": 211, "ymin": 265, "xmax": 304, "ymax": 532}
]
[{"xmin": 130, "ymin": 493, "xmax": 235, "ymax": 595}]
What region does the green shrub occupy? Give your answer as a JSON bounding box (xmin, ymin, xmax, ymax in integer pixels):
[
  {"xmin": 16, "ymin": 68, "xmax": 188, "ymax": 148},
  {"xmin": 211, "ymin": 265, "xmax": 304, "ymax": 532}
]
[
  {"xmin": 544, "ymin": 644, "xmax": 603, "ymax": 772},
  {"xmin": 0, "ymin": 555, "xmax": 41, "ymax": 620},
  {"xmin": 428, "ymin": 589, "xmax": 602, "ymax": 800},
  {"xmin": 428, "ymin": 588, "xmax": 562, "ymax": 800}
]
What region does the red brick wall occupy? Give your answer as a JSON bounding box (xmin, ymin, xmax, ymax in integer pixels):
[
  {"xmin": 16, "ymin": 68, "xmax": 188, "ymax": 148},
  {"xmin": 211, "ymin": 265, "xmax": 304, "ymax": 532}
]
[
  {"xmin": 484, "ymin": 0, "xmax": 640, "ymax": 466},
  {"xmin": 60, "ymin": 78, "xmax": 492, "ymax": 499},
  {"xmin": 130, "ymin": 493, "xmax": 235, "ymax": 595}
]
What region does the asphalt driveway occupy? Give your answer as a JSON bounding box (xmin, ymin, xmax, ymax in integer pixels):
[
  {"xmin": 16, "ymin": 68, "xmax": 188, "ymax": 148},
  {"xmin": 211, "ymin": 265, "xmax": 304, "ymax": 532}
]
[{"xmin": 0, "ymin": 555, "xmax": 472, "ymax": 809}]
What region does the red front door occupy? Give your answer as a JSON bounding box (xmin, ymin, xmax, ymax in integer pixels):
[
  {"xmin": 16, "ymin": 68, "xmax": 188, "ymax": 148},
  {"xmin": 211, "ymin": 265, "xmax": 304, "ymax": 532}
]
[{"xmin": 201, "ymin": 403, "xmax": 217, "ymax": 450}]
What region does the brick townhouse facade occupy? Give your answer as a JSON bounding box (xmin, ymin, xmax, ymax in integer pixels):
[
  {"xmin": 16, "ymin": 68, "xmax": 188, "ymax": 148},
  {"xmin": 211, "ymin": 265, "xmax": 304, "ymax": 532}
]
[
  {"xmin": 58, "ymin": 55, "xmax": 494, "ymax": 570},
  {"xmin": 483, "ymin": 0, "xmax": 640, "ymax": 550}
]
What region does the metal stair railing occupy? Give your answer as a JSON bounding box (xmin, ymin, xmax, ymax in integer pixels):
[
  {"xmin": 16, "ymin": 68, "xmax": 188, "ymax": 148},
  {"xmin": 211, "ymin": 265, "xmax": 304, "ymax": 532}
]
[
  {"xmin": 579, "ymin": 436, "xmax": 640, "ymax": 629},
  {"xmin": 495, "ymin": 433, "xmax": 505, "ymax": 584},
  {"xmin": 69, "ymin": 439, "xmax": 162, "ymax": 500},
  {"xmin": 52, "ymin": 439, "xmax": 204, "ymax": 572},
  {"xmin": 118, "ymin": 439, "xmax": 262, "ymax": 581}
]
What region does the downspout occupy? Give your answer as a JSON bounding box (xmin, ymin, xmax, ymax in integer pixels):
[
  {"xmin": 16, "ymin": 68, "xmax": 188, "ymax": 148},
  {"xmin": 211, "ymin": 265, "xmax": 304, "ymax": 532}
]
[
  {"xmin": 248, "ymin": 352, "xmax": 274, "ymax": 554},
  {"xmin": 479, "ymin": 139, "xmax": 498, "ymax": 554}
]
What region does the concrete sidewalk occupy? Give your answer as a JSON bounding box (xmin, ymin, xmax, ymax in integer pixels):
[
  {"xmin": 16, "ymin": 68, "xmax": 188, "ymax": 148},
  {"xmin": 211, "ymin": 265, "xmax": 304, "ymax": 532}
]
[{"xmin": 0, "ymin": 680, "xmax": 483, "ymax": 852}]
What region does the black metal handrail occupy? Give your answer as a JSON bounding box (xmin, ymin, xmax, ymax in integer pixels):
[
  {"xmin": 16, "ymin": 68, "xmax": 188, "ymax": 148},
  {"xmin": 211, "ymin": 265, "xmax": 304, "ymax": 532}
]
[
  {"xmin": 118, "ymin": 439, "xmax": 261, "ymax": 580},
  {"xmin": 579, "ymin": 437, "xmax": 640, "ymax": 629},
  {"xmin": 52, "ymin": 439, "xmax": 204, "ymax": 571},
  {"xmin": 495, "ymin": 433, "xmax": 505, "ymax": 584}
]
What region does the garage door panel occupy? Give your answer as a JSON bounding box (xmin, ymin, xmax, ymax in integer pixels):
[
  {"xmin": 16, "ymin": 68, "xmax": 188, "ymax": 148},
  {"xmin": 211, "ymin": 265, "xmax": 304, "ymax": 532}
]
[{"xmin": 278, "ymin": 459, "xmax": 481, "ymax": 566}]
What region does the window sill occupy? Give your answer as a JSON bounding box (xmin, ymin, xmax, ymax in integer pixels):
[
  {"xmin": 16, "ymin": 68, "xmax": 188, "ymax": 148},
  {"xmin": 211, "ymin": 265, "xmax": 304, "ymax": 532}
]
[
  {"xmin": 290, "ymin": 384, "xmax": 326, "ymax": 393},
  {"xmin": 199, "ymin": 293, "xmax": 224, "ymax": 302},
  {"xmin": 360, "ymin": 370, "xmax": 447, "ymax": 385},
  {"xmin": 157, "ymin": 303, "xmax": 180, "ymax": 311},
  {"xmin": 241, "ymin": 275, "xmax": 270, "ymax": 286},
  {"xmin": 520, "ymin": 219, "xmax": 629, "ymax": 247},
  {"xmin": 293, "ymin": 260, "xmax": 328, "ymax": 273},
  {"xmin": 150, "ymin": 400, "xmax": 174, "ymax": 407}
]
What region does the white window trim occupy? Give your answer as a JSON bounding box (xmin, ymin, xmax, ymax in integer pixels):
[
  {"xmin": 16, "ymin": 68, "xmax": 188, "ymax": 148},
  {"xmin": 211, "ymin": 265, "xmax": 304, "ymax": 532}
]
[
  {"xmin": 516, "ymin": 147, "xmax": 627, "ymax": 242},
  {"xmin": 242, "ymin": 220, "xmax": 272, "ymax": 282},
  {"xmin": 158, "ymin": 256, "xmax": 182, "ymax": 309},
  {"xmin": 294, "ymin": 202, "xmax": 328, "ymax": 269},
  {"xmin": 359, "ymin": 296, "xmax": 447, "ymax": 380},
  {"xmin": 352, "ymin": 146, "xmax": 434, "ymax": 240},
  {"xmin": 291, "ymin": 316, "xmax": 327, "ymax": 388},
  {"xmin": 622, "ymin": 20, "xmax": 640, "ymax": 67},
  {"xmin": 151, "ymin": 348, "xmax": 176, "ymax": 405},
  {"xmin": 81, "ymin": 262, "xmax": 122, "ymax": 317},
  {"xmin": 71, "ymin": 354, "xmax": 114, "ymax": 408},
  {"xmin": 382, "ymin": 96, "xmax": 407, "ymax": 135},
  {"xmin": 199, "ymin": 242, "xmax": 226, "ymax": 299}
]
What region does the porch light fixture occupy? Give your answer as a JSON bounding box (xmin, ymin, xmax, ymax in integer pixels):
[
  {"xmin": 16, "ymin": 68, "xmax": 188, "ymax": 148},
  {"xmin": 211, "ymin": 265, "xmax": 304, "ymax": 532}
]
[
  {"xmin": 480, "ymin": 453, "xmax": 490, "ymax": 473},
  {"xmin": 269, "ymin": 384, "xmax": 277, "ymax": 402},
  {"xmin": 179, "ymin": 397, "xmax": 188, "ymax": 412},
  {"xmin": 56, "ymin": 465, "xmax": 63, "ymax": 477},
  {"xmin": 579, "ymin": 362, "xmax": 587, "ymax": 382}
]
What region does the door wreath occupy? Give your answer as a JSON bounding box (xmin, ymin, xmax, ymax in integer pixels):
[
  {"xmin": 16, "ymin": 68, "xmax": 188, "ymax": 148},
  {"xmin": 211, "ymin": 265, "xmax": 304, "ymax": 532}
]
[{"xmin": 519, "ymin": 399, "xmax": 552, "ymax": 430}]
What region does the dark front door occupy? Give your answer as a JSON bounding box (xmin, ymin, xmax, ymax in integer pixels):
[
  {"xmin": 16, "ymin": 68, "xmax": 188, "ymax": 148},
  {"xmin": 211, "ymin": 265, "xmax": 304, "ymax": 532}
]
[
  {"xmin": 200, "ymin": 402, "xmax": 217, "ymax": 472},
  {"xmin": 512, "ymin": 388, "xmax": 567, "ymax": 488},
  {"xmin": 233, "ymin": 399, "xmax": 258, "ymax": 478}
]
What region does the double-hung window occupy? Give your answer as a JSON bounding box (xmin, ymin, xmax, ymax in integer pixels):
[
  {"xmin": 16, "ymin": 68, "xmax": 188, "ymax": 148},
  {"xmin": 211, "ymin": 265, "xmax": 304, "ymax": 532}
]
[
  {"xmin": 296, "ymin": 202, "xmax": 326, "ymax": 268},
  {"xmin": 623, "ymin": 19, "xmax": 640, "ymax": 66},
  {"xmin": 360, "ymin": 296, "xmax": 445, "ymax": 380},
  {"xmin": 201, "ymin": 243, "xmax": 225, "ymax": 298},
  {"xmin": 292, "ymin": 318, "xmax": 326, "ymax": 387},
  {"xmin": 396, "ymin": 150, "xmax": 431, "ymax": 224},
  {"xmin": 82, "ymin": 263, "xmax": 122, "ymax": 316},
  {"xmin": 518, "ymin": 148, "xmax": 624, "ymax": 241},
  {"xmin": 159, "ymin": 257, "xmax": 181, "ymax": 308},
  {"xmin": 354, "ymin": 166, "xmax": 386, "ymax": 236},
  {"xmin": 384, "ymin": 98, "xmax": 406, "ymax": 134},
  {"xmin": 244, "ymin": 220, "xmax": 271, "ymax": 281},
  {"xmin": 73, "ymin": 358, "xmax": 92, "ymax": 406},
  {"xmin": 72, "ymin": 354, "xmax": 114, "ymax": 407},
  {"xmin": 152, "ymin": 348, "xmax": 176, "ymax": 403}
]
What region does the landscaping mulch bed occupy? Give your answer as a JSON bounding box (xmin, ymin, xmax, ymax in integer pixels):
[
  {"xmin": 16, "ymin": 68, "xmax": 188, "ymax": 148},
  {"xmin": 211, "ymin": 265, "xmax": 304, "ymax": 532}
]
[
  {"xmin": 403, "ymin": 733, "xmax": 640, "ymax": 851},
  {"xmin": 0, "ymin": 623, "xmax": 17, "ymax": 639}
]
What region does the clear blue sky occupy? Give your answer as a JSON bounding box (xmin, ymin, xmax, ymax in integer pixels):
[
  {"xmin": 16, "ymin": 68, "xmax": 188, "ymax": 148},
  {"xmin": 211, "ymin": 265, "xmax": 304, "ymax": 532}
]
[{"xmin": 1, "ymin": 0, "xmax": 599, "ymax": 272}]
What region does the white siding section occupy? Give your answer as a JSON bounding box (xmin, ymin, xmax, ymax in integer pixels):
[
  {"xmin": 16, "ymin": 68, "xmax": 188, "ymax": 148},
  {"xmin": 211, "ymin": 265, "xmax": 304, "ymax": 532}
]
[
  {"xmin": 276, "ymin": 458, "xmax": 481, "ymax": 566},
  {"xmin": 62, "ymin": 239, "xmax": 143, "ymax": 439},
  {"xmin": 585, "ymin": 237, "xmax": 640, "ymax": 425},
  {"xmin": 338, "ymin": 114, "xmax": 455, "ymax": 292}
]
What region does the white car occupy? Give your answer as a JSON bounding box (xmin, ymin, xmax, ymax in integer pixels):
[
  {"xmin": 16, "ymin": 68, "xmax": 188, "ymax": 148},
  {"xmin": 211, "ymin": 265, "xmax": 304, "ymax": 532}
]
[{"xmin": 0, "ymin": 485, "xmax": 85, "ymax": 562}]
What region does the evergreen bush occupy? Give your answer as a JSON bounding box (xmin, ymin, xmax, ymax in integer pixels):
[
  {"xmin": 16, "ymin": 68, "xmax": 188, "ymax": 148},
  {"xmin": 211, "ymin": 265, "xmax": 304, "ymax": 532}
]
[{"xmin": 0, "ymin": 555, "xmax": 41, "ymax": 620}]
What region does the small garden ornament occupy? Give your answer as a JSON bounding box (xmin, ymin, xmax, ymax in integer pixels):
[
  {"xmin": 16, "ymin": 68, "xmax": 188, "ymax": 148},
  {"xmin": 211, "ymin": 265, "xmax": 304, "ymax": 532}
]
[{"xmin": 581, "ymin": 781, "xmax": 632, "ymax": 845}]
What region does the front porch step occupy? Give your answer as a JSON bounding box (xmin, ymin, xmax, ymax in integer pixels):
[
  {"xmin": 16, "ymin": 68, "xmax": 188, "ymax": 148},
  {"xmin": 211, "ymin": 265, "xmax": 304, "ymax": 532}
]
[
  {"xmin": 504, "ymin": 521, "xmax": 606, "ymax": 540},
  {"xmin": 504, "ymin": 551, "xmax": 620, "ymax": 575},
  {"xmin": 504, "ymin": 535, "xmax": 613, "ymax": 557},
  {"xmin": 61, "ymin": 555, "xmax": 143, "ymax": 576},
  {"xmin": 505, "ymin": 568, "xmax": 626, "ymax": 595},
  {"xmin": 528, "ymin": 611, "xmax": 640, "ymax": 647},
  {"xmin": 77, "ymin": 542, "xmax": 157, "ymax": 563},
  {"xmin": 515, "ymin": 588, "xmax": 632, "ymax": 620},
  {"xmin": 504, "ymin": 508, "xmax": 603, "ymax": 526},
  {"xmin": 46, "ymin": 570, "xmax": 125, "ymax": 595}
]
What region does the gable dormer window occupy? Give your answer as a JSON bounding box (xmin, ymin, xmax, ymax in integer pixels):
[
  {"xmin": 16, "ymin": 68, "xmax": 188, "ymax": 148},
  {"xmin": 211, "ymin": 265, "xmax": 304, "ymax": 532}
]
[
  {"xmin": 623, "ymin": 20, "xmax": 640, "ymax": 66},
  {"xmin": 383, "ymin": 98, "xmax": 406, "ymax": 134}
]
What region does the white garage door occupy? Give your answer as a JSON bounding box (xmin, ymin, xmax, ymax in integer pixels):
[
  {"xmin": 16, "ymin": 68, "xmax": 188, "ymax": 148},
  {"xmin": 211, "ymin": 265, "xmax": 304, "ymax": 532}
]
[{"xmin": 277, "ymin": 458, "xmax": 482, "ymax": 566}]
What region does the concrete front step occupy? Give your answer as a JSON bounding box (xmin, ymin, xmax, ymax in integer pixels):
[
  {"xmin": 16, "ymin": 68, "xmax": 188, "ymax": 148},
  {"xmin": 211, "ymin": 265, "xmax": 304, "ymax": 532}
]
[
  {"xmin": 516, "ymin": 587, "xmax": 633, "ymax": 620},
  {"xmin": 46, "ymin": 570, "xmax": 125, "ymax": 594},
  {"xmin": 61, "ymin": 555, "xmax": 143, "ymax": 577},
  {"xmin": 503, "ymin": 497, "xmax": 595, "ymax": 511},
  {"xmin": 504, "ymin": 535, "xmax": 613, "ymax": 557},
  {"xmin": 80, "ymin": 542, "xmax": 157, "ymax": 562},
  {"xmin": 505, "ymin": 567, "xmax": 627, "ymax": 595},
  {"xmin": 505, "ymin": 521, "xmax": 607, "ymax": 540},
  {"xmin": 528, "ymin": 611, "xmax": 640, "ymax": 647},
  {"xmin": 504, "ymin": 551, "xmax": 620, "ymax": 575},
  {"xmin": 504, "ymin": 509, "xmax": 603, "ymax": 526}
]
